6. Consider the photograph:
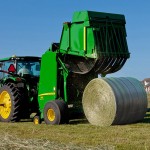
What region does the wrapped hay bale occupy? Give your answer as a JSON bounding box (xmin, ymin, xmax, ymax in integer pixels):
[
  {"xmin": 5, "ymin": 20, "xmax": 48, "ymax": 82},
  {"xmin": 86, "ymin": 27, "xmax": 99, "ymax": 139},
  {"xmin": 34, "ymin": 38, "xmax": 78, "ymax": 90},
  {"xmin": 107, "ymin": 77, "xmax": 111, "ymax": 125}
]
[{"xmin": 82, "ymin": 77, "xmax": 148, "ymax": 126}]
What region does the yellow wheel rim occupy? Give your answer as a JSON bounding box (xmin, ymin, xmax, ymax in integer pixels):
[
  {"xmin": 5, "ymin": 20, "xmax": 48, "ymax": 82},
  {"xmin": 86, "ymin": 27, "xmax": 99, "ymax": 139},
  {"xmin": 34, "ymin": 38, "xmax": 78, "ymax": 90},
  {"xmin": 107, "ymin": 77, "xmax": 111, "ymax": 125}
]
[
  {"xmin": 47, "ymin": 109, "xmax": 55, "ymax": 121},
  {"xmin": 34, "ymin": 118, "xmax": 39, "ymax": 125},
  {"xmin": 0, "ymin": 91, "xmax": 11, "ymax": 119}
]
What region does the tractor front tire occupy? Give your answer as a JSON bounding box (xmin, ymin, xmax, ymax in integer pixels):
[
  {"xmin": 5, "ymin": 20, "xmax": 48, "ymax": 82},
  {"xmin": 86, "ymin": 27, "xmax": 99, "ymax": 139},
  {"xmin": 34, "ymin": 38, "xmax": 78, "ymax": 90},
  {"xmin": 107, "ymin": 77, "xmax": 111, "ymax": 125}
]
[
  {"xmin": 44, "ymin": 100, "xmax": 68, "ymax": 125},
  {"xmin": 0, "ymin": 83, "xmax": 21, "ymax": 122}
]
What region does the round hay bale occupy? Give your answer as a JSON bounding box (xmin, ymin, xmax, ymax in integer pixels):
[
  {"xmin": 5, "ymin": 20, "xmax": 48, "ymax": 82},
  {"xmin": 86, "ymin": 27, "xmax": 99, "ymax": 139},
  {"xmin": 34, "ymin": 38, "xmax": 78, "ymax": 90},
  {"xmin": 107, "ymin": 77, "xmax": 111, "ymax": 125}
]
[{"xmin": 82, "ymin": 77, "xmax": 148, "ymax": 126}]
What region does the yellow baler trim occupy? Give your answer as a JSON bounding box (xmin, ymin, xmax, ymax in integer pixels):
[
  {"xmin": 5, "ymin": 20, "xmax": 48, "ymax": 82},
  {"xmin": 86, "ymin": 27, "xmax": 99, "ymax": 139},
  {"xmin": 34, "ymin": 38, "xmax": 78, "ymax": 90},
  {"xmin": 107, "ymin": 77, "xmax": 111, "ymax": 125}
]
[
  {"xmin": 38, "ymin": 92, "xmax": 55, "ymax": 96},
  {"xmin": 84, "ymin": 27, "xmax": 86, "ymax": 51}
]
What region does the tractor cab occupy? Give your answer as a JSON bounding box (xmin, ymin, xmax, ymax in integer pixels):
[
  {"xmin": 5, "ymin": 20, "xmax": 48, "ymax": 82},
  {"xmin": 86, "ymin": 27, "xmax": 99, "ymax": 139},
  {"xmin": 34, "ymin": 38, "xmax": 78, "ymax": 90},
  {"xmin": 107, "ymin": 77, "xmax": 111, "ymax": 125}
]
[
  {"xmin": 0, "ymin": 55, "xmax": 41, "ymax": 122},
  {"xmin": 0, "ymin": 56, "xmax": 41, "ymax": 82}
]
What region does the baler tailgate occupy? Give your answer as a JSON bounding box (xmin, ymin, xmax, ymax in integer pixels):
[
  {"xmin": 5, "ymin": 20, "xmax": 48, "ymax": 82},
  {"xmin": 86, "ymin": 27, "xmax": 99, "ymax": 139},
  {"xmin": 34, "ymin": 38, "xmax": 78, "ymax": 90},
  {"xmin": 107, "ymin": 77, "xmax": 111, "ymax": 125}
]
[
  {"xmin": 59, "ymin": 11, "xmax": 130, "ymax": 75},
  {"xmin": 93, "ymin": 20, "xmax": 129, "ymax": 74}
]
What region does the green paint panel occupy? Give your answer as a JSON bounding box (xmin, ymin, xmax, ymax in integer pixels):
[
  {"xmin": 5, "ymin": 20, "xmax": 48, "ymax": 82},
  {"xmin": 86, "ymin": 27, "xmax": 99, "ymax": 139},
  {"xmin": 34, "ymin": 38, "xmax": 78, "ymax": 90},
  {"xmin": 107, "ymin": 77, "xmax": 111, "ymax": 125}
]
[
  {"xmin": 59, "ymin": 27, "xmax": 69, "ymax": 52},
  {"xmin": 72, "ymin": 11, "xmax": 125, "ymax": 23},
  {"xmin": 60, "ymin": 21, "xmax": 90, "ymax": 57},
  {"xmin": 0, "ymin": 57, "xmax": 12, "ymax": 61},
  {"xmin": 38, "ymin": 51, "xmax": 57, "ymax": 113},
  {"xmin": 86, "ymin": 27, "xmax": 95, "ymax": 57},
  {"xmin": 70, "ymin": 23, "xmax": 84, "ymax": 54}
]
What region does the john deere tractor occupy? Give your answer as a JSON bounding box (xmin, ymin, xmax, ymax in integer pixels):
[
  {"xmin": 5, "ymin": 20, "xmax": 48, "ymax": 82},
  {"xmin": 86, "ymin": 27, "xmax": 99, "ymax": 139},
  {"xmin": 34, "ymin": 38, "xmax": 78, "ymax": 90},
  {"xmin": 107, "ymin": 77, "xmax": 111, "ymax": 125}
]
[
  {"xmin": 0, "ymin": 56, "xmax": 40, "ymax": 122},
  {"xmin": 0, "ymin": 11, "xmax": 132, "ymax": 125}
]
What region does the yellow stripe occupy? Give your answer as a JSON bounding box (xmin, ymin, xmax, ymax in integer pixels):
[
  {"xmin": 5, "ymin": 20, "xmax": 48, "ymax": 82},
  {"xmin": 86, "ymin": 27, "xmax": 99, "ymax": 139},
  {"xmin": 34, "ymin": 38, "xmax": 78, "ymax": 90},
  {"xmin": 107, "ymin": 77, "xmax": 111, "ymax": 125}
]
[
  {"xmin": 84, "ymin": 27, "xmax": 86, "ymax": 51},
  {"xmin": 38, "ymin": 92, "xmax": 55, "ymax": 96}
]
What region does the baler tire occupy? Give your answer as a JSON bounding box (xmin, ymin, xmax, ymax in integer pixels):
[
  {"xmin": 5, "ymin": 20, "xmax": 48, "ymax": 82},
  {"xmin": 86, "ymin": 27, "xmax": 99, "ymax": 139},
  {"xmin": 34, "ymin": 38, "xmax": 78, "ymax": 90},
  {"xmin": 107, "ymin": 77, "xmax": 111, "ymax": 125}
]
[
  {"xmin": 0, "ymin": 83, "xmax": 21, "ymax": 122},
  {"xmin": 33, "ymin": 115, "xmax": 41, "ymax": 124},
  {"xmin": 44, "ymin": 100, "xmax": 68, "ymax": 125},
  {"xmin": 55, "ymin": 100, "xmax": 69, "ymax": 124}
]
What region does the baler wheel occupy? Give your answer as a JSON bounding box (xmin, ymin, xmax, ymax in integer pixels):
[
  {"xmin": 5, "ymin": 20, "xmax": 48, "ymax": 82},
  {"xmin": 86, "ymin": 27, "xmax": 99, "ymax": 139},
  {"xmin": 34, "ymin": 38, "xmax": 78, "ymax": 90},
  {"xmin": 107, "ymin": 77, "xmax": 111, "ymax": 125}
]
[
  {"xmin": 44, "ymin": 100, "xmax": 68, "ymax": 125},
  {"xmin": 33, "ymin": 115, "xmax": 41, "ymax": 124},
  {"xmin": 0, "ymin": 83, "xmax": 21, "ymax": 122}
]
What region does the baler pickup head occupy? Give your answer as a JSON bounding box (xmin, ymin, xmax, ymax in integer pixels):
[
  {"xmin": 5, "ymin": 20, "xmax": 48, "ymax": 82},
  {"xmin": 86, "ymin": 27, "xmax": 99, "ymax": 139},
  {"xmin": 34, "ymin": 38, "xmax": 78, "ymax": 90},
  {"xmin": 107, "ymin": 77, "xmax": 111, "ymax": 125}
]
[{"xmin": 59, "ymin": 11, "xmax": 130, "ymax": 75}]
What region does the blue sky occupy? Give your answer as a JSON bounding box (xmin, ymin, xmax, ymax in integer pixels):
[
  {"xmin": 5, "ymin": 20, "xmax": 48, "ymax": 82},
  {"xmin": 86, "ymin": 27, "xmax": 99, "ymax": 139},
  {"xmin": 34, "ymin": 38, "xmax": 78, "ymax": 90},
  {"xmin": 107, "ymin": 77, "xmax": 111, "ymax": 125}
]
[{"xmin": 0, "ymin": 0, "xmax": 149, "ymax": 80}]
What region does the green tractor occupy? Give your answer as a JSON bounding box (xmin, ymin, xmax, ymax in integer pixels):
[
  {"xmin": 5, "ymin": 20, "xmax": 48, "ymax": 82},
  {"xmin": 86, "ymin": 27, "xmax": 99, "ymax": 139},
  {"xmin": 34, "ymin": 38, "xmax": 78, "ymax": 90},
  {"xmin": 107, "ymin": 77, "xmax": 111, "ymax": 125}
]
[
  {"xmin": 0, "ymin": 11, "xmax": 141, "ymax": 125},
  {"xmin": 0, "ymin": 56, "xmax": 41, "ymax": 122}
]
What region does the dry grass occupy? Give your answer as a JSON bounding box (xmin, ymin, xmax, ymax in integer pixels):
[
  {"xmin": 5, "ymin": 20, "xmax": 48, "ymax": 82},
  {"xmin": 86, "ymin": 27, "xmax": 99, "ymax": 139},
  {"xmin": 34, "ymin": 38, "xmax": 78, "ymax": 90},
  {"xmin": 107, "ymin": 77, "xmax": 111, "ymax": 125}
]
[
  {"xmin": 0, "ymin": 133, "xmax": 107, "ymax": 150},
  {"xmin": 0, "ymin": 122, "xmax": 116, "ymax": 150},
  {"xmin": 0, "ymin": 93, "xmax": 149, "ymax": 150},
  {"xmin": 0, "ymin": 117, "xmax": 150, "ymax": 150}
]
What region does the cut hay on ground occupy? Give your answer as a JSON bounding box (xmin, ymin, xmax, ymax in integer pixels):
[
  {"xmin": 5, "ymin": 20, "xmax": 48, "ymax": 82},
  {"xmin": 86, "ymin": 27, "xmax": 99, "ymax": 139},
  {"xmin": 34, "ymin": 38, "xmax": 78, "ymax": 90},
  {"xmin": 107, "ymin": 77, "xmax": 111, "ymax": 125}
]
[{"xmin": 0, "ymin": 133, "xmax": 114, "ymax": 150}]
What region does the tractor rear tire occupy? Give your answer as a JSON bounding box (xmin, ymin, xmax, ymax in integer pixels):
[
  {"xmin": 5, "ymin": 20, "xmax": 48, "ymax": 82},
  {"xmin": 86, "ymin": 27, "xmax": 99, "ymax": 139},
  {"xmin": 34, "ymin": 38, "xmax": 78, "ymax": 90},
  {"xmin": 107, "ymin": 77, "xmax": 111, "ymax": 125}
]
[
  {"xmin": 0, "ymin": 83, "xmax": 21, "ymax": 122},
  {"xmin": 44, "ymin": 100, "xmax": 68, "ymax": 125}
]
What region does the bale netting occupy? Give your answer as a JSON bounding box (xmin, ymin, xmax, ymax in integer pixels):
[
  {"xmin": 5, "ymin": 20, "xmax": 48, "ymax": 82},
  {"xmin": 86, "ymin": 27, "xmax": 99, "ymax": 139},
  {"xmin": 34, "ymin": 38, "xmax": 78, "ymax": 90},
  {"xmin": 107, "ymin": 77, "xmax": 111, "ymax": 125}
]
[{"xmin": 82, "ymin": 77, "xmax": 148, "ymax": 126}]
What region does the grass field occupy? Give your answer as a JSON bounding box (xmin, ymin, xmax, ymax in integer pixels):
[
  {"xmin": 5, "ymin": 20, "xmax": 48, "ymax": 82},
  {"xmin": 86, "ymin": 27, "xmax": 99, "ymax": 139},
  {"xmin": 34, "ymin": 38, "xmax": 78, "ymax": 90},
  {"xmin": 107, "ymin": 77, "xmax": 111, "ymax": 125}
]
[
  {"xmin": 1, "ymin": 119, "xmax": 150, "ymax": 150},
  {"xmin": 0, "ymin": 94, "xmax": 150, "ymax": 150}
]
